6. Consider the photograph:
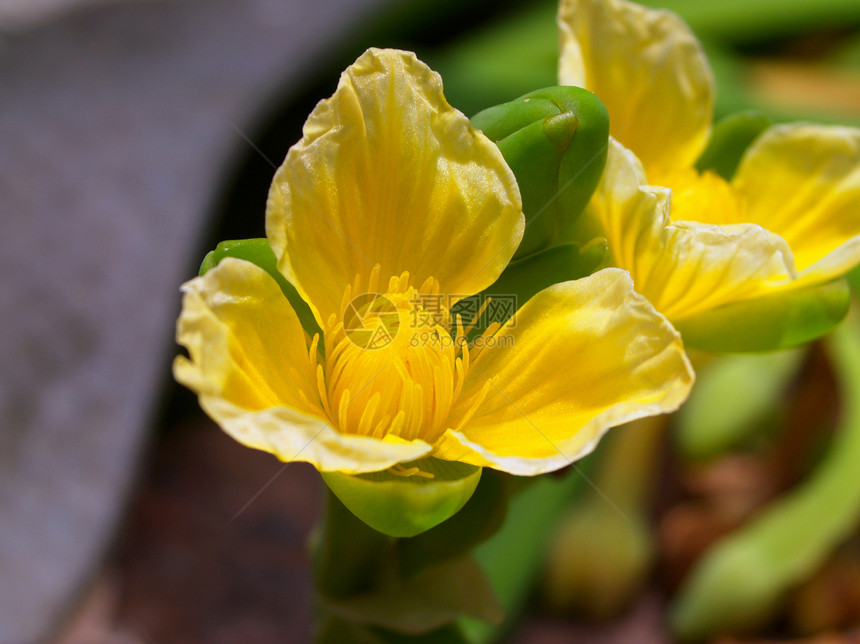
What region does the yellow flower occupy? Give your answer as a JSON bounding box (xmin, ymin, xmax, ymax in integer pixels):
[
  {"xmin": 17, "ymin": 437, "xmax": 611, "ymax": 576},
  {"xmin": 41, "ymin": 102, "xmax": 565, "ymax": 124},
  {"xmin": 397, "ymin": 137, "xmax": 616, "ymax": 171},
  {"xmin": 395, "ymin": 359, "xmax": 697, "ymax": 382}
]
[
  {"xmin": 174, "ymin": 48, "xmax": 693, "ymax": 476},
  {"xmin": 559, "ymin": 0, "xmax": 860, "ymax": 326}
]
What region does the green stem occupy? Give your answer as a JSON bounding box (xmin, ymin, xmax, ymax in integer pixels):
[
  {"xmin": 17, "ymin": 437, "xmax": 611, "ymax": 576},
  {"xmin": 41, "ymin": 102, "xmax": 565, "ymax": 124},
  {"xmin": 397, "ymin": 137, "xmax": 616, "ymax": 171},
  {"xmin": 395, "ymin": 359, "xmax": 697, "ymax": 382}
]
[
  {"xmin": 458, "ymin": 458, "xmax": 596, "ymax": 643},
  {"xmin": 595, "ymin": 416, "xmax": 667, "ymax": 511},
  {"xmin": 541, "ymin": 418, "xmax": 665, "ymax": 618},
  {"xmin": 313, "ymin": 489, "xmax": 394, "ymax": 599}
]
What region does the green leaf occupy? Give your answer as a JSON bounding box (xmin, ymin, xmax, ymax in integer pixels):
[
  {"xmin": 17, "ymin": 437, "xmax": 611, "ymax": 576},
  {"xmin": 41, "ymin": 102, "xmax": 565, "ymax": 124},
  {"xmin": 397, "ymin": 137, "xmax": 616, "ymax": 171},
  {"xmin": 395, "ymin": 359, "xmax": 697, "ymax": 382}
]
[
  {"xmin": 425, "ymin": 2, "xmax": 558, "ymax": 117},
  {"xmin": 321, "ymin": 555, "xmax": 503, "ymax": 635},
  {"xmin": 199, "ymin": 238, "xmax": 320, "ymax": 339},
  {"xmin": 471, "ymin": 87, "xmax": 609, "ymax": 258},
  {"xmin": 670, "ymin": 309, "xmax": 860, "ymax": 640},
  {"xmin": 675, "ymin": 279, "xmax": 850, "ymax": 353},
  {"xmin": 675, "ymin": 349, "xmax": 805, "ymax": 460},
  {"xmin": 321, "ymin": 458, "xmax": 482, "ymax": 538},
  {"xmin": 638, "ymin": 0, "xmax": 860, "ymax": 44},
  {"xmin": 695, "ymin": 110, "xmax": 772, "ymax": 180}
]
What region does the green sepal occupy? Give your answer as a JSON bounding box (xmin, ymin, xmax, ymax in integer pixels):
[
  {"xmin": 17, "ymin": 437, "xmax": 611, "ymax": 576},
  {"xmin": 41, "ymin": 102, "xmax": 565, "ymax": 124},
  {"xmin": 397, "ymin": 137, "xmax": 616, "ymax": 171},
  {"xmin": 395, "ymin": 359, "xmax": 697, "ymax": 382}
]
[
  {"xmin": 398, "ymin": 469, "xmax": 510, "ymax": 576},
  {"xmin": 695, "ymin": 110, "xmax": 772, "ymax": 180},
  {"xmin": 675, "ymin": 278, "xmax": 850, "ymax": 353},
  {"xmin": 453, "ymin": 239, "xmax": 607, "ymax": 334},
  {"xmin": 847, "ymin": 263, "xmax": 860, "ymax": 292},
  {"xmin": 199, "ymin": 238, "xmax": 321, "ymax": 339},
  {"xmin": 321, "ymin": 458, "xmax": 482, "ymax": 538},
  {"xmin": 471, "ymin": 87, "xmax": 609, "ymax": 258}
]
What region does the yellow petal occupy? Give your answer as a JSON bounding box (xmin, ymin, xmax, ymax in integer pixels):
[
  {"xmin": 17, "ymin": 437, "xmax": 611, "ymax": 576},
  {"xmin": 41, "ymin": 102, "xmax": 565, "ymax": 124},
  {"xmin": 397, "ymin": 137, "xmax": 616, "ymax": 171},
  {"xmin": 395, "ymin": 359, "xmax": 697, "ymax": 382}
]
[
  {"xmin": 659, "ymin": 167, "xmax": 748, "ymax": 227},
  {"xmin": 174, "ymin": 257, "xmax": 317, "ymax": 413},
  {"xmin": 558, "ymin": 0, "xmax": 714, "ymax": 174},
  {"xmin": 432, "ymin": 269, "xmax": 693, "ymax": 476},
  {"xmin": 587, "ymin": 140, "xmax": 797, "ymax": 322},
  {"xmin": 732, "ymin": 123, "xmax": 860, "ymax": 282},
  {"xmin": 174, "ymin": 258, "xmax": 431, "ymax": 473},
  {"xmin": 578, "ymin": 138, "xmax": 669, "ymax": 277},
  {"xmin": 648, "ymin": 222, "xmax": 797, "ymax": 321},
  {"xmin": 266, "ymin": 48, "xmax": 524, "ymax": 326},
  {"xmin": 197, "ymin": 399, "xmax": 432, "ymax": 475}
]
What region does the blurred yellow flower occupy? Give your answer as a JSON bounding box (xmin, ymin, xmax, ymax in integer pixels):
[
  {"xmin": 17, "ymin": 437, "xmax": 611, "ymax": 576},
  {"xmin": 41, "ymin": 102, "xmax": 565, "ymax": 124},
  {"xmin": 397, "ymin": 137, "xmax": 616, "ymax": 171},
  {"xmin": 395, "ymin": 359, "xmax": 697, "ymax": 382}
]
[
  {"xmin": 559, "ymin": 0, "xmax": 860, "ymax": 325},
  {"xmin": 174, "ymin": 48, "xmax": 693, "ymax": 476}
]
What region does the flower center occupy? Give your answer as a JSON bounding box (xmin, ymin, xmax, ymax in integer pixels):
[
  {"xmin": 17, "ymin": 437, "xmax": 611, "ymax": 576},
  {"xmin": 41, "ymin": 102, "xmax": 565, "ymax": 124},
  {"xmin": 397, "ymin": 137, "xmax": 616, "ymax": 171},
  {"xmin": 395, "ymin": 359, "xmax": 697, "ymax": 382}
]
[
  {"xmin": 312, "ymin": 267, "xmax": 492, "ymax": 444},
  {"xmin": 655, "ymin": 167, "xmax": 747, "ymax": 226}
]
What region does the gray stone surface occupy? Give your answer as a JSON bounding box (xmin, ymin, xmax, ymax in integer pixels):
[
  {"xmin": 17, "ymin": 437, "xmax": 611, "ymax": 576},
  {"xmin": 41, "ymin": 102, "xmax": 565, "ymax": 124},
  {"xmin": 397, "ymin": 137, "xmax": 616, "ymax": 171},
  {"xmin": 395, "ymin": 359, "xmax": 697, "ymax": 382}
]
[
  {"xmin": 0, "ymin": 0, "xmax": 385, "ymax": 640},
  {"xmin": 0, "ymin": 0, "xmax": 140, "ymax": 30}
]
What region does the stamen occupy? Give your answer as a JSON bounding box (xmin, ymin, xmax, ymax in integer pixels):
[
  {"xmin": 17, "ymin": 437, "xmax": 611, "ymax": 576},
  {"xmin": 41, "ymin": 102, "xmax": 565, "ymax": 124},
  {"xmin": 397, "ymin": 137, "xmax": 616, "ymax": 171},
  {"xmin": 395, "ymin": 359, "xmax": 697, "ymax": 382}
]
[
  {"xmin": 369, "ymin": 413, "xmax": 391, "ymax": 439},
  {"xmin": 471, "ymin": 321, "xmax": 502, "ymax": 363},
  {"xmin": 418, "ymin": 275, "xmax": 437, "ymax": 294},
  {"xmin": 308, "ymin": 333, "xmax": 320, "ymax": 362},
  {"xmin": 337, "ymin": 389, "xmax": 351, "ymax": 431},
  {"xmin": 357, "ymin": 391, "xmax": 382, "ymax": 436},
  {"xmin": 326, "ymin": 342, "xmax": 353, "ymax": 391},
  {"xmin": 460, "ymin": 341, "xmax": 471, "ymax": 373},
  {"xmin": 464, "ymin": 296, "xmax": 493, "ymax": 336},
  {"xmin": 368, "ymin": 263, "xmax": 381, "ymax": 294},
  {"xmin": 318, "ymin": 272, "xmax": 491, "ymax": 444},
  {"xmin": 296, "ymin": 388, "xmax": 325, "ymax": 417},
  {"xmin": 388, "ymin": 463, "xmax": 435, "ymax": 479},
  {"xmin": 317, "ymin": 364, "xmax": 332, "ymax": 419},
  {"xmin": 451, "ymin": 379, "xmax": 494, "ymax": 432},
  {"xmin": 452, "ymin": 357, "xmax": 466, "ymax": 403},
  {"xmin": 398, "ymin": 271, "xmax": 410, "ymax": 291},
  {"xmin": 338, "ymin": 284, "xmax": 353, "ymax": 323},
  {"xmin": 389, "ymin": 464, "xmax": 420, "ymax": 476},
  {"xmin": 290, "ymin": 361, "xmax": 323, "ymax": 415},
  {"xmin": 389, "ymin": 410, "xmax": 406, "ymax": 437},
  {"xmin": 409, "ymin": 383, "xmax": 424, "ymax": 441}
]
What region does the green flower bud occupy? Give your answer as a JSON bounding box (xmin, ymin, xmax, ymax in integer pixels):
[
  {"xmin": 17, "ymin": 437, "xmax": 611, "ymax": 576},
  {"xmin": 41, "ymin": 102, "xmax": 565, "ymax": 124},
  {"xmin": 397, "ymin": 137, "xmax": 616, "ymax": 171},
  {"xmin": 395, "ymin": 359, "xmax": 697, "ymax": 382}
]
[{"xmin": 472, "ymin": 87, "xmax": 610, "ymax": 258}]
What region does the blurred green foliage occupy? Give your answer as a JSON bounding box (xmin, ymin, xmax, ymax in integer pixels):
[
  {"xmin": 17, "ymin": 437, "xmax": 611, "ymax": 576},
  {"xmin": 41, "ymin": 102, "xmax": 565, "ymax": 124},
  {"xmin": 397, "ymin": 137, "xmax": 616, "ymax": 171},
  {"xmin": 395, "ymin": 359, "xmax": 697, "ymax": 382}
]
[{"xmin": 429, "ymin": 0, "xmax": 860, "ymax": 126}]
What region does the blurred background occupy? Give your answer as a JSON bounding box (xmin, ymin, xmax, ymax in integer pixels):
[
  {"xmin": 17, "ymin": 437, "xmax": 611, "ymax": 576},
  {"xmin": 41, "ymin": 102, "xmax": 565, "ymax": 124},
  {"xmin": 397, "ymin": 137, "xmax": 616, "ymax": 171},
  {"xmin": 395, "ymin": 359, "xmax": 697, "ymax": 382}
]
[{"xmin": 2, "ymin": 0, "xmax": 860, "ymax": 642}]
